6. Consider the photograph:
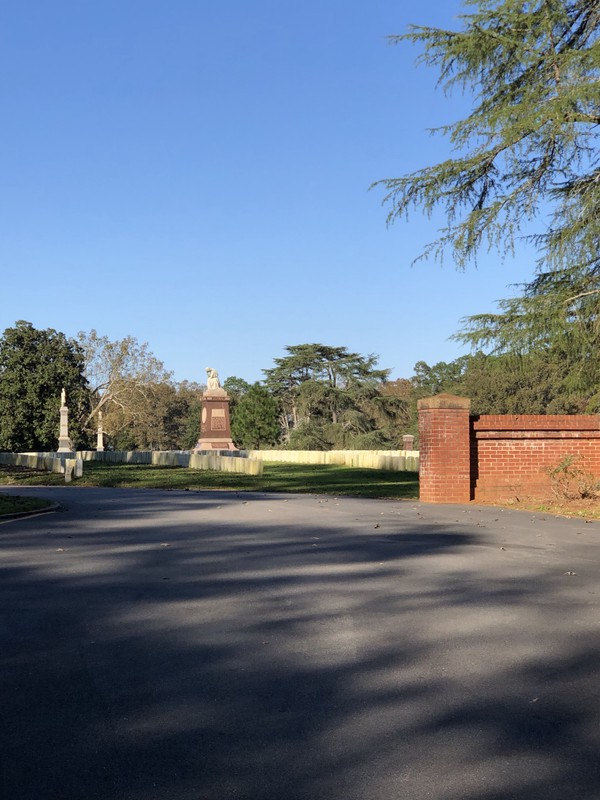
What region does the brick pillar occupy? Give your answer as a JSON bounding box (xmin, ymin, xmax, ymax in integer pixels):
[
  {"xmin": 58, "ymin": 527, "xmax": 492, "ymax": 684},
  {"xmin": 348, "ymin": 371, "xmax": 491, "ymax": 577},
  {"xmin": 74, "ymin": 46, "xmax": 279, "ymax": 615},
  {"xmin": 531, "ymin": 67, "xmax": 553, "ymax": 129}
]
[
  {"xmin": 417, "ymin": 393, "xmax": 471, "ymax": 503},
  {"xmin": 402, "ymin": 434, "xmax": 415, "ymax": 451}
]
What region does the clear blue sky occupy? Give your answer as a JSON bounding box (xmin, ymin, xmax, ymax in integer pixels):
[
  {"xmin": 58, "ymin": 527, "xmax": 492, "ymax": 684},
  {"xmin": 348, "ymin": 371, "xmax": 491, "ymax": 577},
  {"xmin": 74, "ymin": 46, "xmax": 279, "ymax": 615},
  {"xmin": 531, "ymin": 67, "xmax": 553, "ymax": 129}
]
[{"xmin": 1, "ymin": 0, "xmax": 538, "ymax": 384}]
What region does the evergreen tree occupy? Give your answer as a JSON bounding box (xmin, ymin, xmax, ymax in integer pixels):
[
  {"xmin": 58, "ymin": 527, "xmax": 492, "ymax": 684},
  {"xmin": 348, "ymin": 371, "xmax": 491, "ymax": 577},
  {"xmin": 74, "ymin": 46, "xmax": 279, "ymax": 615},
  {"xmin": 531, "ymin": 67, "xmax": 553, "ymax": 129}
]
[
  {"xmin": 230, "ymin": 384, "xmax": 280, "ymax": 449},
  {"xmin": 410, "ymin": 351, "xmax": 591, "ymax": 414},
  {"xmin": 264, "ymin": 344, "xmax": 391, "ymax": 443},
  {"xmin": 459, "ymin": 350, "xmax": 589, "ymax": 413},
  {"xmin": 411, "ymin": 358, "xmax": 470, "ymax": 397},
  {"xmin": 222, "ymin": 376, "xmax": 252, "ymax": 417},
  {"xmin": 377, "ymin": 1, "xmax": 600, "ymax": 383}
]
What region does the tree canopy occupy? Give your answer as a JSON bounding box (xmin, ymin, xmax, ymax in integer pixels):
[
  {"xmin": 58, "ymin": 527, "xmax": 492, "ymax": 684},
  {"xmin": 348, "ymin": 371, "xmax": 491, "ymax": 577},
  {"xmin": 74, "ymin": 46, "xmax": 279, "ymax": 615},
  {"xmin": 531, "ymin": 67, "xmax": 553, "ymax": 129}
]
[
  {"xmin": 77, "ymin": 329, "xmax": 173, "ymax": 439},
  {"xmin": 377, "ymin": 0, "xmax": 600, "ymax": 384},
  {"xmin": 0, "ymin": 321, "xmax": 422, "ymax": 452},
  {"xmin": 0, "ymin": 321, "xmax": 91, "ymax": 451},
  {"xmin": 106, "ymin": 381, "xmax": 203, "ymax": 451},
  {"xmin": 230, "ymin": 384, "xmax": 280, "ymax": 449},
  {"xmin": 410, "ymin": 349, "xmax": 591, "ymax": 415},
  {"xmin": 263, "ymin": 344, "xmax": 397, "ymax": 449}
]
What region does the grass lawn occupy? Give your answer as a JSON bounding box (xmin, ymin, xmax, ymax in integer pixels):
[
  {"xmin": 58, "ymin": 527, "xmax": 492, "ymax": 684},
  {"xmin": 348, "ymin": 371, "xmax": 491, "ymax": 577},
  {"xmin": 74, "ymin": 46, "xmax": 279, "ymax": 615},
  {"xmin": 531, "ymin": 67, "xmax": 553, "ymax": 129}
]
[
  {"xmin": 0, "ymin": 462, "xmax": 420, "ymax": 501},
  {"xmin": 0, "ymin": 494, "xmax": 55, "ymax": 516}
]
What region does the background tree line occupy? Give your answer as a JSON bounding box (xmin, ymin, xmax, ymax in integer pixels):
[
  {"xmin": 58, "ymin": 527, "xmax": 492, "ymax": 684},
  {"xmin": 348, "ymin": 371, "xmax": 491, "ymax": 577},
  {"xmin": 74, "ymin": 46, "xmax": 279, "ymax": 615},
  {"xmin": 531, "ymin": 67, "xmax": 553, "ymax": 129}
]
[
  {"xmin": 0, "ymin": 321, "xmax": 202, "ymax": 452},
  {"xmin": 1, "ymin": 320, "xmax": 598, "ymax": 453}
]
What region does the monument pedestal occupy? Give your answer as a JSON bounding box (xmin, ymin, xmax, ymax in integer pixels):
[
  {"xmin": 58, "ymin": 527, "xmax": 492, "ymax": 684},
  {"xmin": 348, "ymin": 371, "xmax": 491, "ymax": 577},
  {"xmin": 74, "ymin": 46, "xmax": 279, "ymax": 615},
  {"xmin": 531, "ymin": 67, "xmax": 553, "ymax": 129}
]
[
  {"xmin": 96, "ymin": 411, "xmax": 105, "ymax": 452},
  {"xmin": 193, "ymin": 388, "xmax": 237, "ymax": 452},
  {"xmin": 57, "ymin": 403, "xmax": 74, "ymax": 453}
]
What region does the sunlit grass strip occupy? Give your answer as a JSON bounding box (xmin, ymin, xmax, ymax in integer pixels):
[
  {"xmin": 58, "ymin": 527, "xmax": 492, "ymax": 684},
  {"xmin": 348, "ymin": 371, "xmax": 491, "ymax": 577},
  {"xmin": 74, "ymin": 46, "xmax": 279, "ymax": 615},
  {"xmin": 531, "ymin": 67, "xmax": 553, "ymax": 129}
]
[{"xmin": 0, "ymin": 462, "xmax": 419, "ymax": 500}]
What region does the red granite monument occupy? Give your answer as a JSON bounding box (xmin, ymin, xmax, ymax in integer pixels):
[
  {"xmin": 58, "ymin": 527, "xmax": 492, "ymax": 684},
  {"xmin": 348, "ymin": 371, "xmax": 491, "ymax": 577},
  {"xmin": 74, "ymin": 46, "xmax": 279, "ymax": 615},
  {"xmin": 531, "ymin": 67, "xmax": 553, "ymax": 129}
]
[{"xmin": 193, "ymin": 367, "xmax": 238, "ymax": 452}]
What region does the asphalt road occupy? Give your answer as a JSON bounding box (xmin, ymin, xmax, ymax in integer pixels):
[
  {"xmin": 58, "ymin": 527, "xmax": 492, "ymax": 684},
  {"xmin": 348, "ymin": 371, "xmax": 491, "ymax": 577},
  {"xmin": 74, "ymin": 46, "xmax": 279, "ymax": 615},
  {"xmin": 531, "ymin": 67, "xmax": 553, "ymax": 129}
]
[{"xmin": 1, "ymin": 486, "xmax": 600, "ymax": 800}]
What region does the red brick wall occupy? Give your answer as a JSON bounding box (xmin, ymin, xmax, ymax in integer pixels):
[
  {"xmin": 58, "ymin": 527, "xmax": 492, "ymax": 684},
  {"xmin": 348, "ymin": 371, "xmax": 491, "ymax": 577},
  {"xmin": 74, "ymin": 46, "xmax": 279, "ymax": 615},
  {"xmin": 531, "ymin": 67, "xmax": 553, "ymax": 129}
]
[
  {"xmin": 418, "ymin": 395, "xmax": 600, "ymax": 504},
  {"xmin": 472, "ymin": 414, "xmax": 600, "ymax": 501},
  {"xmin": 418, "ymin": 394, "xmax": 471, "ymax": 503}
]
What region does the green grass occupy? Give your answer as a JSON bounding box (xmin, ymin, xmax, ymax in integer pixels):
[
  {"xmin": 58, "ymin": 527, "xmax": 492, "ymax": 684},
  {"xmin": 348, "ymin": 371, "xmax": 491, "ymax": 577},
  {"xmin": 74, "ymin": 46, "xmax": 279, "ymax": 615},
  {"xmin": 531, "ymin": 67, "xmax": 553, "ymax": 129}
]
[
  {"xmin": 0, "ymin": 494, "xmax": 54, "ymax": 515},
  {"xmin": 0, "ymin": 462, "xmax": 419, "ymax": 500}
]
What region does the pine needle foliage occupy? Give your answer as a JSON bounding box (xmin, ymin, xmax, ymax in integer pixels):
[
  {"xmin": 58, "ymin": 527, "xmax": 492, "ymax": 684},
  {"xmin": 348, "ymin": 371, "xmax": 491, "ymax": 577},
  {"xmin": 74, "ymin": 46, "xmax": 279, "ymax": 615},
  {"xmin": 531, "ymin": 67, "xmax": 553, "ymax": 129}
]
[{"xmin": 376, "ymin": 1, "xmax": 600, "ymax": 384}]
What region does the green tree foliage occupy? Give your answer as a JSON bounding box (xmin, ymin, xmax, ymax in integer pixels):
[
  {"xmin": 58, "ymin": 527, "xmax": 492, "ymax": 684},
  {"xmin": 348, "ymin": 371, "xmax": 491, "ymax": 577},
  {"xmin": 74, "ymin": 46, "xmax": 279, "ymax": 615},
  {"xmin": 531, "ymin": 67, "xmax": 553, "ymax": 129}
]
[
  {"xmin": 0, "ymin": 321, "xmax": 91, "ymax": 451},
  {"xmin": 222, "ymin": 376, "xmax": 252, "ymax": 417},
  {"xmin": 180, "ymin": 398, "xmax": 202, "ymax": 450},
  {"xmin": 459, "ymin": 351, "xmax": 589, "ymax": 413},
  {"xmin": 264, "ymin": 344, "xmax": 398, "ymax": 449},
  {"xmin": 230, "ymin": 384, "xmax": 280, "ymax": 449},
  {"xmin": 379, "ymin": 378, "xmax": 420, "ymax": 442},
  {"xmin": 287, "ymin": 420, "xmax": 333, "ymax": 451},
  {"xmin": 411, "ymin": 351, "xmax": 590, "ymax": 414},
  {"xmin": 178, "ymin": 382, "xmax": 203, "ymax": 450},
  {"xmin": 411, "ymin": 358, "xmax": 470, "ymax": 397},
  {"xmin": 223, "ymin": 376, "xmax": 252, "ymax": 397},
  {"xmin": 377, "ymin": 1, "xmax": 600, "ymax": 385}
]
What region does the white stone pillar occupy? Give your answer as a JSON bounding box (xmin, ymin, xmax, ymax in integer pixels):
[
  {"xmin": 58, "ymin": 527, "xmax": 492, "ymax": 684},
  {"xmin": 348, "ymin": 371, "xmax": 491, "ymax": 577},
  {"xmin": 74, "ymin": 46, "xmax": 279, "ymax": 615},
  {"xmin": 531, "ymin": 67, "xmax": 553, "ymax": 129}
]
[
  {"xmin": 96, "ymin": 411, "xmax": 104, "ymax": 451},
  {"xmin": 57, "ymin": 387, "xmax": 74, "ymax": 453}
]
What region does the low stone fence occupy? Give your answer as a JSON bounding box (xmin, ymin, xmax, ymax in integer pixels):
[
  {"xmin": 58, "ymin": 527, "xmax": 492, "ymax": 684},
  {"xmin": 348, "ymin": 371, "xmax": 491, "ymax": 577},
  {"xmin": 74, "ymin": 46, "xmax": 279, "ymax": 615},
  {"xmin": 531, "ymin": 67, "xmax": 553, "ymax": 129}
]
[
  {"xmin": 0, "ymin": 452, "xmax": 65, "ymax": 472},
  {"xmin": 0, "ymin": 452, "xmax": 83, "ymax": 482},
  {"xmin": 77, "ymin": 449, "xmax": 418, "ymax": 472},
  {"xmin": 10, "ymin": 450, "xmax": 262, "ymax": 476},
  {"xmin": 247, "ymin": 449, "xmax": 420, "ymax": 471},
  {"xmin": 76, "ymin": 450, "xmax": 261, "ymax": 474},
  {"xmin": 78, "ymin": 450, "xmax": 153, "ymax": 464},
  {"xmin": 0, "ymin": 448, "xmax": 418, "ymax": 478},
  {"xmin": 188, "ymin": 453, "xmax": 262, "ymax": 475}
]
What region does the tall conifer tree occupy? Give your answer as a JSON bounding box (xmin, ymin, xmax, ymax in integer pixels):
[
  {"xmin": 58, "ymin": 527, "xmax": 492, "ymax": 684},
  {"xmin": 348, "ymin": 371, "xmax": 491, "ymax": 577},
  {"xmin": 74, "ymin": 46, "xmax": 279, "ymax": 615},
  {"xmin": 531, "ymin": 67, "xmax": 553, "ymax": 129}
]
[{"xmin": 377, "ymin": 1, "xmax": 599, "ymax": 385}]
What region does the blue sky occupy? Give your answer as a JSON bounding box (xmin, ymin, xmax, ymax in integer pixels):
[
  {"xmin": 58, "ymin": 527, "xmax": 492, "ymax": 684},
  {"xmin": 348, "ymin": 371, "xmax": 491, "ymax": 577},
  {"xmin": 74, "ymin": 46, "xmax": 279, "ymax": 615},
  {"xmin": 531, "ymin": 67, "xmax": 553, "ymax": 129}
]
[{"xmin": 1, "ymin": 1, "xmax": 538, "ymax": 384}]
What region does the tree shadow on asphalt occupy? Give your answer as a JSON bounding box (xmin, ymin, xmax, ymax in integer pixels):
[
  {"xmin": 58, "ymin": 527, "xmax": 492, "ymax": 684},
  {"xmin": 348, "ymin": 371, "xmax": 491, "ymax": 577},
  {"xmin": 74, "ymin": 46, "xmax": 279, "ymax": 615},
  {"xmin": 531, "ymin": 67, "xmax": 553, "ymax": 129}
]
[{"xmin": 1, "ymin": 491, "xmax": 600, "ymax": 800}]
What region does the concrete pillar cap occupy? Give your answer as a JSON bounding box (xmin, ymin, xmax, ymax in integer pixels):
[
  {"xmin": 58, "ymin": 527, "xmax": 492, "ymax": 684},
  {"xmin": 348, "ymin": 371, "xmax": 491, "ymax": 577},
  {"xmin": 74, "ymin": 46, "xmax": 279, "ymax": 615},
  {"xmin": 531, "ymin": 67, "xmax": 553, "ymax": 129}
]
[{"xmin": 417, "ymin": 393, "xmax": 471, "ymax": 411}]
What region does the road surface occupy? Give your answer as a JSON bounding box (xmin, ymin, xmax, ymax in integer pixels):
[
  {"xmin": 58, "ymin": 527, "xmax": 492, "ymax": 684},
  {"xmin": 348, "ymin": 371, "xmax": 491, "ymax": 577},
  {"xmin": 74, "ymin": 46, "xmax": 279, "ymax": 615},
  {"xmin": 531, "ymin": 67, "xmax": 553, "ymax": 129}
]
[{"xmin": 1, "ymin": 486, "xmax": 600, "ymax": 799}]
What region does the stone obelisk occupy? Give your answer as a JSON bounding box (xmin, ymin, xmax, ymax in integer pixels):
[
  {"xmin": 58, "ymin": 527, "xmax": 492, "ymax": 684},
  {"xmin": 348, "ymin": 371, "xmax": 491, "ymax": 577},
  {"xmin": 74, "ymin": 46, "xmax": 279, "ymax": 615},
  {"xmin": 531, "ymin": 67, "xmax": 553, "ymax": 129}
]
[
  {"xmin": 193, "ymin": 368, "xmax": 237, "ymax": 452},
  {"xmin": 96, "ymin": 411, "xmax": 105, "ymax": 452},
  {"xmin": 57, "ymin": 388, "xmax": 74, "ymax": 453}
]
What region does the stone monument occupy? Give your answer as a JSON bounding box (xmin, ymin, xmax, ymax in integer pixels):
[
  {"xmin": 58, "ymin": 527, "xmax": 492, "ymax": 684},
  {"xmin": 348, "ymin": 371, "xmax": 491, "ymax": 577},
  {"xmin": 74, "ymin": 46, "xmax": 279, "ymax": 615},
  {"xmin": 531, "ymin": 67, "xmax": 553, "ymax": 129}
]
[
  {"xmin": 57, "ymin": 387, "xmax": 74, "ymax": 453},
  {"xmin": 96, "ymin": 411, "xmax": 105, "ymax": 452},
  {"xmin": 193, "ymin": 367, "xmax": 237, "ymax": 452}
]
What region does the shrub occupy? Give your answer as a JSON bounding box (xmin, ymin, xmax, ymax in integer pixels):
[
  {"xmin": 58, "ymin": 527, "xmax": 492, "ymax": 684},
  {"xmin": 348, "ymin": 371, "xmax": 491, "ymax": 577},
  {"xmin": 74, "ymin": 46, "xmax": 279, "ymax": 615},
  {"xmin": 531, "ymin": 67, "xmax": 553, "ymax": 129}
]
[{"xmin": 545, "ymin": 456, "xmax": 600, "ymax": 501}]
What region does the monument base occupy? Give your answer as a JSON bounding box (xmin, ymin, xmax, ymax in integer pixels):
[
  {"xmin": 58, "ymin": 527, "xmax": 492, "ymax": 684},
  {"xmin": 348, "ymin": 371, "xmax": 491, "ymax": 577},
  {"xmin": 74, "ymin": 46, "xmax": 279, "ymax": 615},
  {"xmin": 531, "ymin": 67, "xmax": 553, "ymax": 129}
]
[
  {"xmin": 193, "ymin": 439, "xmax": 238, "ymax": 452},
  {"xmin": 57, "ymin": 437, "xmax": 74, "ymax": 453}
]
